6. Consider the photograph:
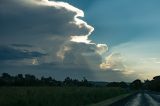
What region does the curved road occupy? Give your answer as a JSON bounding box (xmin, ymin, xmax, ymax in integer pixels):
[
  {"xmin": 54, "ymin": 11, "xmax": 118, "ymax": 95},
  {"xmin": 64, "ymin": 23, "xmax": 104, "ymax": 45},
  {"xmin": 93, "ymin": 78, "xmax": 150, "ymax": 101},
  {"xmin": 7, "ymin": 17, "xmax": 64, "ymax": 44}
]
[{"xmin": 110, "ymin": 91, "xmax": 160, "ymax": 106}]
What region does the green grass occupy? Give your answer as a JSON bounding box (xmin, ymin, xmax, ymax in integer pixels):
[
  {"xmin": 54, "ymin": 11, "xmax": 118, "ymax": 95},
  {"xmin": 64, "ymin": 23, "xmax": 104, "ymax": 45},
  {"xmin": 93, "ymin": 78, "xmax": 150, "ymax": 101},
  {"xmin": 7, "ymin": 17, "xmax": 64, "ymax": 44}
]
[{"xmin": 0, "ymin": 87, "xmax": 128, "ymax": 106}]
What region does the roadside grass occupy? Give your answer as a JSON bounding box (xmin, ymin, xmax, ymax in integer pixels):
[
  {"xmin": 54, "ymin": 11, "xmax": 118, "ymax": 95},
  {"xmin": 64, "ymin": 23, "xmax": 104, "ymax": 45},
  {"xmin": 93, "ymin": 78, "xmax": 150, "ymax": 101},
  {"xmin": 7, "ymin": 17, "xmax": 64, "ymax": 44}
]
[
  {"xmin": 88, "ymin": 93, "xmax": 131, "ymax": 106},
  {"xmin": 0, "ymin": 87, "xmax": 128, "ymax": 106}
]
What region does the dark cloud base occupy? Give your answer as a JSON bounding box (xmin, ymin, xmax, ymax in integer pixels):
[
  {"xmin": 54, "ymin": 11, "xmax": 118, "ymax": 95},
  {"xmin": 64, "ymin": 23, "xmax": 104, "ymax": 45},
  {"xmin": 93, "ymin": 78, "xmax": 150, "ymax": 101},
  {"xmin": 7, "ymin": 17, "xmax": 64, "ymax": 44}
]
[{"xmin": 0, "ymin": 45, "xmax": 46, "ymax": 61}]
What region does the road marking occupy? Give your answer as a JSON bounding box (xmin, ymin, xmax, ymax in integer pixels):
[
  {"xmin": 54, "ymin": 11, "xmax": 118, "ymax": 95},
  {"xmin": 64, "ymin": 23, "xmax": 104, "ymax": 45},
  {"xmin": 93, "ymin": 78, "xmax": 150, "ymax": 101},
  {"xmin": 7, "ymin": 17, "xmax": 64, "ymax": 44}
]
[
  {"xmin": 125, "ymin": 93, "xmax": 141, "ymax": 106},
  {"xmin": 145, "ymin": 93, "xmax": 160, "ymax": 106},
  {"xmin": 149, "ymin": 93, "xmax": 160, "ymax": 102}
]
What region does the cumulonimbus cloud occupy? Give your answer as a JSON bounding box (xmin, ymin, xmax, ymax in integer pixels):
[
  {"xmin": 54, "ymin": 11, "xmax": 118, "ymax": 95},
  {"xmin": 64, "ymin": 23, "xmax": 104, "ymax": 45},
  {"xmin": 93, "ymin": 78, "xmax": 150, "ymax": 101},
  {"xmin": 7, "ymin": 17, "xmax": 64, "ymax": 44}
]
[
  {"xmin": 0, "ymin": 0, "xmax": 140, "ymax": 81},
  {"xmin": 0, "ymin": 0, "xmax": 108, "ymax": 70}
]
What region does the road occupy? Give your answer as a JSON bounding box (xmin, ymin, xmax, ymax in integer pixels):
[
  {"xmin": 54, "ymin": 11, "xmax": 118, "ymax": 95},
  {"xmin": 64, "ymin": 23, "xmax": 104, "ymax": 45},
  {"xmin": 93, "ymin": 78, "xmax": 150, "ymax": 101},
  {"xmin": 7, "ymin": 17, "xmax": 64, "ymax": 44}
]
[{"xmin": 110, "ymin": 91, "xmax": 160, "ymax": 106}]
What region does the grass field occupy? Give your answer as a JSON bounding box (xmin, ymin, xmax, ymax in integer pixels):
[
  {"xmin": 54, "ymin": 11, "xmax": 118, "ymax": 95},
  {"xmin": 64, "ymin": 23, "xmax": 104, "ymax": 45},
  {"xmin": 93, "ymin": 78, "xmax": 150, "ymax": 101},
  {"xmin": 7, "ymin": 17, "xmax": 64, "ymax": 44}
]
[{"xmin": 0, "ymin": 87, "xmax": 128, "ymax": 106}]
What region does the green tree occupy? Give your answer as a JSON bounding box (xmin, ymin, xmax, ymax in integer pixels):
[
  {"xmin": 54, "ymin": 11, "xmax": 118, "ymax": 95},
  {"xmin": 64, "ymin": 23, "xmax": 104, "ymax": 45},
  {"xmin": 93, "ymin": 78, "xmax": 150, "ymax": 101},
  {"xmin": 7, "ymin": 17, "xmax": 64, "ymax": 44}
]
[{"xmin": 130, "ymin": 79, "xmax": 142, "ymax": 90}]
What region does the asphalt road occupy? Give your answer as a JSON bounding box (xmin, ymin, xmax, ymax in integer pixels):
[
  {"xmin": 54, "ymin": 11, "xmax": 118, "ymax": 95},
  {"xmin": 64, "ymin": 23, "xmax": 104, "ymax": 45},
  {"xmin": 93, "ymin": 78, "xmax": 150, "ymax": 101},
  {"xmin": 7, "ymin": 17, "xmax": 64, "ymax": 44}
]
[{"xmin": 110, "ymin": 91, "xmax": 160, "ymax": 106}]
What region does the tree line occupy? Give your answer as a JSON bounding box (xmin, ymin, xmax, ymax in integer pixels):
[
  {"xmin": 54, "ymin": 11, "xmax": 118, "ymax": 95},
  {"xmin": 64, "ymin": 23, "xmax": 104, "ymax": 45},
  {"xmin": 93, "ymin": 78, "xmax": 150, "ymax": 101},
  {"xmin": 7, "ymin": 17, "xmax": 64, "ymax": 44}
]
[
  {"xmin": 0, "ymin": 73, "xmax": 92, "ymax": 87},
  {"xmin": 106, "ymin": 76, "xmax": 160, "ymax": 92},
  {"xmin": 143, "ymin": 76, "xmax": 160, "ymax": 92},
  {"xmin": 0, "ymin": 73, "xmax": 160, "ymax": 92}
]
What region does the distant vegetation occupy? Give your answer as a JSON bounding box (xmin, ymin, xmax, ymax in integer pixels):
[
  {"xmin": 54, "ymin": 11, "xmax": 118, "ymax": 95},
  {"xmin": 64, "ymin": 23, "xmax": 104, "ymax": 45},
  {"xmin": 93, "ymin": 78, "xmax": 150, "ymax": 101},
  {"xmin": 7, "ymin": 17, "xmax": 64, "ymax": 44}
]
[
  {"xmin": 143, "ymin": 76, "xmax": 160, "ymax": 92},
  {"xmin": 0, "ymin": 73, "xmax": 128, "ymax": 106},
  {"xmin": 0, "ymin": 73, "xmax": 160, "ymax": 92},
  {"xmin": 0, "ymin": 73, "xmax": 92, "ymax": 87},
  {"xmin": 0, "ymin": 73, "xmax": 160, "ymax": 106},
  {"xmin": 106, "ymin": 77, "xmax": 160, "ymax": 92}
]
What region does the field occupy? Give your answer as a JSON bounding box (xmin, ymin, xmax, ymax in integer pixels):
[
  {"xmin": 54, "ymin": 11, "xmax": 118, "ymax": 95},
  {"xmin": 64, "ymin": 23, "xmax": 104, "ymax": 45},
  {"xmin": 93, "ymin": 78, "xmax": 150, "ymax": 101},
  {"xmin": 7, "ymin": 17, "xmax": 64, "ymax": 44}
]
[{"xmin": 0, "ymin": 87, "xmax": 128, "ymax": 106}]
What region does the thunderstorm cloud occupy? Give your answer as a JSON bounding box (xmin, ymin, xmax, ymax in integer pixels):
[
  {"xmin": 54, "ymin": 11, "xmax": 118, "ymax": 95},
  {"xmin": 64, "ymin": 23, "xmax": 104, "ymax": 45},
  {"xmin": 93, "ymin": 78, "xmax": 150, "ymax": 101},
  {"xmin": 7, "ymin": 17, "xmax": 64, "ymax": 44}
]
[{"xmin": 0, "ymin": 0, "xmax": 136, "ymax": 81}]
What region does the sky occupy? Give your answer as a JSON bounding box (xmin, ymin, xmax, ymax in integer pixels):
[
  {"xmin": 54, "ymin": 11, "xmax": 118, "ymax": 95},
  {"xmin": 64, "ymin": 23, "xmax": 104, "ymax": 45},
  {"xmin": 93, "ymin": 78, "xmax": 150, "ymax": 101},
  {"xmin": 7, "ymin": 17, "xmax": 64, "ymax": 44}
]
[{"xmin": 0, "ymin": 0, "xmax": 160, "ymax": 81}]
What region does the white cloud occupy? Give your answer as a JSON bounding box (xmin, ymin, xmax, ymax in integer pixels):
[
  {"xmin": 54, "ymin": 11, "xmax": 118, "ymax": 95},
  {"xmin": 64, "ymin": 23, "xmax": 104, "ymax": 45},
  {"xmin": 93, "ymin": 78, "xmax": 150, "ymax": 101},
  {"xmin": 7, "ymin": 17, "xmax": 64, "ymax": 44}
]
[
  {"xmin": 0, "ymin": 0, "xmax": 108, "ymax": 71},
  {"xmin": 70, "ymin": 36, "xmax": 91, "ymax": 44},
  {"xmin": 57, "ymin": 45, "xmax": 71, "ymax": 61},
  {"xmin": 1, "ymin": 0, "xmax": 145, "ymax": 81},
  {"xmin": 100, "ymin": 53, "xmax": 134, "ymax": 75},
  {"xmin": 100, "ymin": 53, "xmax": 123, "ymax": 70},
  {"xmin": 96, "ymin": 44, "xmax": 108, "ymax": 55}
]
